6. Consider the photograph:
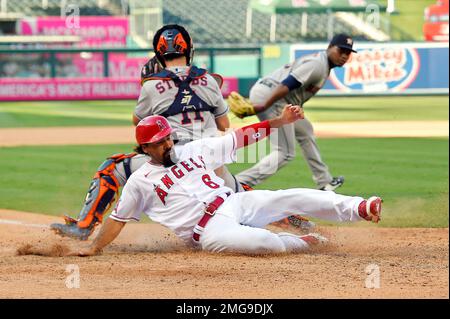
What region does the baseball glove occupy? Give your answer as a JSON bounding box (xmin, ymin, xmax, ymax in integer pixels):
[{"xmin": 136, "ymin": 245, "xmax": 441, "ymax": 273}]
[
  {"xmin": 228, "ymin": 91, "xmax": 256, "ymax": 119},
  {"xmin": 140, "ymin": 56, "xmax": 163, "ymax": 80}
]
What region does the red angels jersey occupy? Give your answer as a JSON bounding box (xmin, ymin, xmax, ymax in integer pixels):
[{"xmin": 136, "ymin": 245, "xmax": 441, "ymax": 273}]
[{"xmin": 109, "ymin": 132, "xmax": 237, "ymax": 242}]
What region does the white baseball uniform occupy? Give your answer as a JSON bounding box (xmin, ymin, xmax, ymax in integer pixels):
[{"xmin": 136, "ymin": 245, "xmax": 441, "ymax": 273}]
[
  {"xmin": 110, "ymin": 132, "xmax": 365, "ymax": 254},
  {"xmin": 237, "ymin": 51, "xmax": 335, "ymax": 189}
]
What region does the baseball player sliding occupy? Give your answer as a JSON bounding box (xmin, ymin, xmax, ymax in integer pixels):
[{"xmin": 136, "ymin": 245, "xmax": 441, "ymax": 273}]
[
  {"xmin": 229, "ymin": 34, "xmax": 357, "ymax": 191},
  {"xmin": 71, "ymin": 106, "xmax": 382, "ymax": 257},
  {"xmin": 50, "ymin": 24, "xmax": 312, "ymax": 241}
]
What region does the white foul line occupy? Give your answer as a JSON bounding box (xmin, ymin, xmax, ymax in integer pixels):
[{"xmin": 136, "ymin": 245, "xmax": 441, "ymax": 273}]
[{"xmin": 0, "ymin": 219, "xmax": 49, "ymax": 229}]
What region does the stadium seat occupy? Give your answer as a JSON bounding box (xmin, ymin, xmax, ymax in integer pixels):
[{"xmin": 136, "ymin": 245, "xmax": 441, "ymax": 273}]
[
  {"xmin": 3, "ymin": 0, "xmax": 370, "ymax": 44},
  {"xmin": 161, "ymin": 0, "xmax": 370, "ymax": 45},
  {"xmin": 5, "ymin": 0, "xmax": 114, "ymax": 16}
]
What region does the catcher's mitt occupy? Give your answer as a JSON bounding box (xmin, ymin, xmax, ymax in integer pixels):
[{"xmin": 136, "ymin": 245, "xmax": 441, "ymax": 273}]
[
  {"xmin": 228, "ymin": 91, "xmax": 256, "ymax": 119},
  {"xmin": 140, "ymin": 56, "xmax": 163, "ymax": 80}
]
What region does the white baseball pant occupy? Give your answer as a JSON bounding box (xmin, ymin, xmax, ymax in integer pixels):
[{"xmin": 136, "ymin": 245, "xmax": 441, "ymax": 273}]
[{"xmin": 199, "ymin": 188, "xmax": 364, "ymax": 254}]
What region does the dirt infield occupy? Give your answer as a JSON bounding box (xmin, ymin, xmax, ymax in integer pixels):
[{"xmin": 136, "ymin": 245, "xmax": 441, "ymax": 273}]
[
  {"xmin": 0, "ymin": 209, "xmax": 447, "ymax": 299},
  {"xmin": 0, "ymin": 121, "xmax": 448, "ymax": 147}
]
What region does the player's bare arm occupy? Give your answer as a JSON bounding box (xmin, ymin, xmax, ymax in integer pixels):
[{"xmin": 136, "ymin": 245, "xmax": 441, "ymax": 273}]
[
  {"xmin": 233, "ymin": 104, "xmax": 303, "ymax": 150},
  {"xmin": 132, "ymin": 114, "xmax": 141, "ymax": 126},
  {"xmin": 73, "ymin": 218, "xmax": 126, "ymax": 256},
  {"xmin": 214, "ymin": 113, "xmax": 230, "ymax": 132},
  {"xmin": 212, "ymin": 114, "xmax": 230, "ymax": 179},
  {"xmin": 269, "ymin": 104, "xmax": 304, "ymax": 127},
  {"xmin": 253, "ymin": 84, "xmax": 291, "ymax": 114}
]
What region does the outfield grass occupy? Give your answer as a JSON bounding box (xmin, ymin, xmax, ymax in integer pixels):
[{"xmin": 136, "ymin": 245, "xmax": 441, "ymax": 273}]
[
  {"xmin": 0, "ymin": 97, "xmax": 448, "ymax": 228},
  {"xmin": 0, "ymin": 96, "xmax": 448, "ymax": 128},
  {"xmin": 383, "ymin": 0, "xmax": 436, "ymax": 41},
  {"xmin": 0, "ymin": 100, "xmax": 133, "ymax": 128},
  {"xmin": 0, "ymin": 137, "xmax": 447, "ymax": 228},
  {"xmin": 232, "ymin": 137, "xmax": 449, "ymax": 228}
]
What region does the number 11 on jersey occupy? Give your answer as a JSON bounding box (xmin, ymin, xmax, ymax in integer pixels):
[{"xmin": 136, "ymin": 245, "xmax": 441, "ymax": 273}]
[{"xmin": 181, "ymin": 111, "xmax": 205, "ymax": 125}]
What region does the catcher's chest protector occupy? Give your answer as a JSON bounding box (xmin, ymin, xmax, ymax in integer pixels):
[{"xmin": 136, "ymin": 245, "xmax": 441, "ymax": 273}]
[{"xmin": 142, "ymin": 66, "xmax": 214, "ymax": 120}]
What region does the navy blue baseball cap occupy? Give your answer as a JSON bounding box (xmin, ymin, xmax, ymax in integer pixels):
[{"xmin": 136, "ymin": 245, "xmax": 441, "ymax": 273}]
[{"xmin": 329, "ymin": 34, "xmax": 357, "ymax": 53}]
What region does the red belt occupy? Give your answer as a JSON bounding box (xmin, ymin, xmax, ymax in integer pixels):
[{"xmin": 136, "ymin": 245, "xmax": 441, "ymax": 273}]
[{"xmin": 192, "ymin": 192, "xmax": 231, "ymax": 243}]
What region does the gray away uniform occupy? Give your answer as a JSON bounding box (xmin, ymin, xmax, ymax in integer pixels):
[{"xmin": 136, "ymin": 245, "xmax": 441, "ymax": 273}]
[
  {"xmin": 236, "ymin": 51, "xmax": 333, "ymax": 189},
  {"xmin": 135, "ymin": 66, "xmax": 228, "ymax": 141}
]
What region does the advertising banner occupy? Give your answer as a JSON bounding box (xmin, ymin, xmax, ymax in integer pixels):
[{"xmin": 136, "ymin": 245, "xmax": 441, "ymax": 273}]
[
  {"xmin": 291, "ymin": 42, "xmax": 449, "ymax": 95},
  {"xmin": 221, "ymin": 77, "xmax": 239, "ymax": 97},
  {"xmin": 0, "ymin": 78, "xmax": 141, "ymax": 101},
  {"xmin": 71, "ymin": 53, "xmax": 148, "ymax": 78},
  {"xmin": 0, "ymin": 77, "xmax": 239, "ymax": 101},
  {"xmin": 19, "ymin": 16, "xmax": 129, "ymax": 47}
]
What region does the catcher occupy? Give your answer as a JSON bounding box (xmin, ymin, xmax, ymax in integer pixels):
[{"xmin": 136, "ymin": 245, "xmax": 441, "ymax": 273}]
[
  {"xmin": 228, "ymin": 34, "xmax": 357, "ymax": 192},
  {"xmin": 50, "ymin": 24, "xmax": 314, "ymax": 241}
]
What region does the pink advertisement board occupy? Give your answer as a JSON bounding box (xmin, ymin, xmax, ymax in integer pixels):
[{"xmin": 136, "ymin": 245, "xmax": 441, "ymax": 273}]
[
  {"xmin": 220, "ymin": 77, "xmax": 239, "ymax": 97},
  {"xmin": 19, "ymin": 16, "xmax": 129, "ymax": 47},
  {"xmin": 0, "ymin": 78, "xmax": 141, "ymax": 101},
  {"xmin": 0, "ymin": 78, "xmax": 239, "ymax": 101},
  {"xmin": 70, "ymin": 53, "xmax": 149, "ymax": 78}
]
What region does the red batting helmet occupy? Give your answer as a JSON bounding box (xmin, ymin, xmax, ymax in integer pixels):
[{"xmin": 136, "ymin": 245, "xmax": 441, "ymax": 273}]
[{"xmin": 136, "ymin": 115, "xmax": 174, "ymax": 145}]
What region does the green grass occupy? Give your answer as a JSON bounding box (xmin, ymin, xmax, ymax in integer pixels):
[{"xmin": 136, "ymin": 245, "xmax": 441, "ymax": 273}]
[
  {"xmin": 0, "ymin": 100, "xmax": 134, "ymax": 128},
  {"xmin": 230, "ymin": 137, "xmax": 449, "ymax": 228},
  {"xmin": 383, "ymin": 0, "xmax": 437, "ymax": 41},
  {"xmin": 305, "ymin": 96, "xmax": 449, "ymax": 122},
  {"xmin": 0, "ymin": 97, "xmax": 448, "ymax": 228},
  {"xmin": 0, "ymin": 137, "xmax": 447, "ymax": 228},
  {"xmin": 0, "ymin": 96, "xmax": 448, "ymax": 128},
  {"xmin": 0, "ymin": 144, "xmax": 134, "ymax": 217},
  {"xmin": 240, "ymin": 96, "xmax": 449, "ymax": 124}
]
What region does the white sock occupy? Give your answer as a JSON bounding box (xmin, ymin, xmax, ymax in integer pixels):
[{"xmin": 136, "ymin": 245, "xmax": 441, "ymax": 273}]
[{"xmin": 277, "ymin": 232, "xmax": 310, "ymax": 253}]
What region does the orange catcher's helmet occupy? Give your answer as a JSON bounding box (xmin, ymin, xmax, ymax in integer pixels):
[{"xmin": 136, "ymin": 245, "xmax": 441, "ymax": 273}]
[
  {"xmin": 135, "ymin": 115, "xmax": 174, "ymax": 145},
  {"xmin": 153, "ymin": 24, "xmax": 194, "ymax": 67}
]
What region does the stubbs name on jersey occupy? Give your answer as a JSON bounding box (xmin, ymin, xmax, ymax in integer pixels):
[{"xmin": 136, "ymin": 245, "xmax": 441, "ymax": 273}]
[{"xmin": 155, "ymin": 75, "xmax": 208, "ymax": 94}]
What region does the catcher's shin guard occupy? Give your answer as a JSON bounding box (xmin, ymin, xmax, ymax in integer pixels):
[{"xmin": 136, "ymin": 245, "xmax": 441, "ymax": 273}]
[
  {"xmin": 51, "ymin": 153, "xmax": 136, "ymax": 240},
  {"xmin": 76, "ymin": 153, "xmax": 137, "ymax": 228},
  {"xmin": 76, "ymin": 174, "xmax": 118, "ymax": 228}
]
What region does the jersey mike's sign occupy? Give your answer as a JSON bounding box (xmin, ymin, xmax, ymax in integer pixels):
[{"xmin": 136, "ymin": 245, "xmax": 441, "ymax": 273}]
[
  {"xmin": 329, "ymin": 47, "xmax": 420, "ymax": 93},
  {"xmin": 291, "ymin": 42, "xmax": 449, "ymax": 95}
]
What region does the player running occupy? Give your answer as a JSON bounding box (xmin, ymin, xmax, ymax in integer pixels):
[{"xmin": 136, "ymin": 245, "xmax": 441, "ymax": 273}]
[
  {"xmin": 70, "ymin": 106, "xmax": 382, "ymax": 257},
  {"xmin": 229, "ymin": 34, "xmax": 357, "ymax": 191}
]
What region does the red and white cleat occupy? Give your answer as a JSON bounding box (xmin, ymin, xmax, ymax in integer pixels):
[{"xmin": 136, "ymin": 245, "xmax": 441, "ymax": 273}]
[
  {"xmin": 358, "ymin": 196, "xmax": 382, "ymax": 223},
  {"xmin": 299, "ymin": 233, "xmax": 328, "ymax": 246},
  {"xmin": 272, "ymin": 215, "xmax": 316, "ymax": 233}
]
